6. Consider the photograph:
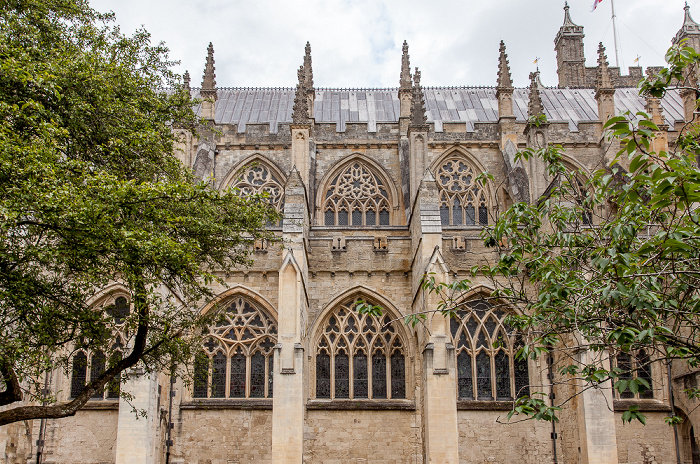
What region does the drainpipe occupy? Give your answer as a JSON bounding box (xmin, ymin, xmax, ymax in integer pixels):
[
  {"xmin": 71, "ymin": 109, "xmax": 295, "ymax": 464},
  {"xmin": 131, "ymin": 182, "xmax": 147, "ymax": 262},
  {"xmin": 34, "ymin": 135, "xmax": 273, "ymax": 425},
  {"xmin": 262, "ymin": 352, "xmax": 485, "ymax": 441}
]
[
  {"xmin": 548, "ymin": 351, "xmax": 558, "ymax": 464},
  {"xmin": 164, "ymin": 370, "xmax": 176, "ymax": 464},
  {"xmin": 35, "ymin": 370, "xmax": 50, "ymax": 464},
  {"xmin": 668, "ymin": 360, "xmax": 682, "ymax": 464}
]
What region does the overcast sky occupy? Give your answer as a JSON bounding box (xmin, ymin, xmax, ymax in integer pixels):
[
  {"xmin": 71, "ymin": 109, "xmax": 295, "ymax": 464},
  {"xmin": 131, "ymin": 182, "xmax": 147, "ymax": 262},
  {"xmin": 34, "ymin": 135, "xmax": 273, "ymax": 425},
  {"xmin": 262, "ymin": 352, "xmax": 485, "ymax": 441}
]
[{"xmin": 88, "ymin": 0, "xmax": 691, "ymax": 89}]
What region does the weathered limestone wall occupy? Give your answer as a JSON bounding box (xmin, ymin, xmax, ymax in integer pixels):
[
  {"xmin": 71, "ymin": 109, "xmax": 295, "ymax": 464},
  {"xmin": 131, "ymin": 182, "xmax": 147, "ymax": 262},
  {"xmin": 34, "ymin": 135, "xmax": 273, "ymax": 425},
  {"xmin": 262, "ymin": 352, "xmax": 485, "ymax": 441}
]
[
  {"xmin": 172, "ymin": 409, "xmax": 272, "ymax": 464},
  {"xmin": 44, "ymin": 410, "xmax": 118, "ymax": 464},
  {"xmin": 614, "ymin": 412, "xmax": 676, "ymax": 464},
  {"xmin": 0, "ymin": 419, "xmax": 34, "ymax": 464},
  {"xmin": 457, "ymin": 410, "xmax": 553, "ymax": 463},
  {"xmin": 303, "ymin": 410, "xmax": 421, "ymax": 463}
]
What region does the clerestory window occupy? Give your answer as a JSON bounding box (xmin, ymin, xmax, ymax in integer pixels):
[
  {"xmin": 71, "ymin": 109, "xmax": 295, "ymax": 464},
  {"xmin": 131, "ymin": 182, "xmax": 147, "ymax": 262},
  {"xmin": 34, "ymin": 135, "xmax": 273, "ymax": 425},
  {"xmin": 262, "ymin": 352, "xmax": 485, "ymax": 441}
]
[
  {"xmin": 436, "ymin": 155, "xmax": 490, "ymax": 226},
  {"xmin": 193, "ymin": 296, "xmax": 277, "ymax": 399},
  {"xmin": 450, "ymin": 299, "xmax": 529, "ymax": 401},
  {"xmin": 231, "ymin": 162, "xmax": 285, "ymax": 227},
  {"xmin": 323, "ymin": 162, "xmax": 391, "ymax": 226},
  {"xmin": 315, "ymin": 298, "xmax": 406, "ymax": 399}
]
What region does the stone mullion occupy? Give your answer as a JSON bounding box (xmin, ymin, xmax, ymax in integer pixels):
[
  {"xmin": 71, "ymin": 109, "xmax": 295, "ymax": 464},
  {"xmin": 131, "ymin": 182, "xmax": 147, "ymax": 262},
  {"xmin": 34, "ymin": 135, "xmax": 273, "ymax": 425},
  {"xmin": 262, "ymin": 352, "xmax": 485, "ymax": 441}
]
[
  {"xmin": 330, "ymin": 353, "xmax": 336, "ymax": 400},
  {"xmin": 245, "ymin": 353, "xmax": 252, "ymax": 399},
  {"xmin": 384, "ymin": 347, "xmax": 391, "ymax": 399},
  {"xmin": 207, "ymin": 354, "xmax": 213, "ymax": 398}
]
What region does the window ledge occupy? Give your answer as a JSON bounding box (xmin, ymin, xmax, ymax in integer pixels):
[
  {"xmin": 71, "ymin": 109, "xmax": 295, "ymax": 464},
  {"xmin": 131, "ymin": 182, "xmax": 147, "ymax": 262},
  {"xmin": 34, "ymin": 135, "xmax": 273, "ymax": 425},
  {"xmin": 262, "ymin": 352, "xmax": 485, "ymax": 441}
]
[
  {"xmin": 180, "ymin": 399, "xmax": 273, "ymax": 410},
  {"xmin": 613, "ymin": 400, "xmax": 671, "ymax": 412},
  {"xmin": 307, "ymin": 399, "xmax": 415, "ymax": 410},
  {"xmin": 457, "ymin": 400, "xmax": 515, "ymax": 411},
  {"xmin": 80, "ymin": 400, "xmax": 120, "ymax": 410}
]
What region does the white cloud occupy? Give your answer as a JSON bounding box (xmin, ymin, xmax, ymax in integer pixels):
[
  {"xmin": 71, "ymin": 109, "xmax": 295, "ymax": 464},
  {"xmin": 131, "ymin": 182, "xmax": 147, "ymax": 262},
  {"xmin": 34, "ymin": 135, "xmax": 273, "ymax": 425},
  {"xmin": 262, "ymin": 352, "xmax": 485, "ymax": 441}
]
[{"xmin": 90, "ymin": 0, "xmax": 691, "ymax": 88}]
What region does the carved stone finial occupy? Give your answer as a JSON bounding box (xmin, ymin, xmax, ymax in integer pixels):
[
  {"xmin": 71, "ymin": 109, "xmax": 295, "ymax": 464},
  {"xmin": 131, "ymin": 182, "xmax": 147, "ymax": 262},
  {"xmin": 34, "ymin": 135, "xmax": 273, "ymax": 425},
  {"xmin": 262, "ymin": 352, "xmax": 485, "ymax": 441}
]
[
  {"xmin": 292, "ymin": 65, "xmax": 310, "ymax": 124},
  {"xmin": 497, "ymin": 40, "xmax": 513, "ymax": 90},
  {"xmin": 674, "ymin": 2, "xmax": 700, "ymax": 45},
  {"xmin": 304, "ymin": 41, "xmax": 314, "ymax": 90},
  {"xmin": 596, "ymin": 42, "xmax": 613, "ymax": 90},
  {"xmin": 400, "ymin": 40, "xmax": 412, "ymax": 91},
  {"xmin": 527, "ymin": 71, "xmax": 544, "ymax": 118},
  {"xmin": 183, "ymin": 70, "xmax": 191, "ymax": 92},
  {"xmin": 410, "ymin": 67, "xmax": 427, "ymax": 126},
  {"xmin": 201, "ymin": 42, "xmax": 217, "ymax": 100}
]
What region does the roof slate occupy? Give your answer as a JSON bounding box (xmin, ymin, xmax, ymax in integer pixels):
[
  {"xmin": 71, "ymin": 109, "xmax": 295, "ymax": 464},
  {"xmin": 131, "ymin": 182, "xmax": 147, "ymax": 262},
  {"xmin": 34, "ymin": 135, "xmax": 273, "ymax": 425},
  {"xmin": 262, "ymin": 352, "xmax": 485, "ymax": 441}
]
[{"xmin": 193, "ymin": 87, "xmax": 684, "ymax": 134}]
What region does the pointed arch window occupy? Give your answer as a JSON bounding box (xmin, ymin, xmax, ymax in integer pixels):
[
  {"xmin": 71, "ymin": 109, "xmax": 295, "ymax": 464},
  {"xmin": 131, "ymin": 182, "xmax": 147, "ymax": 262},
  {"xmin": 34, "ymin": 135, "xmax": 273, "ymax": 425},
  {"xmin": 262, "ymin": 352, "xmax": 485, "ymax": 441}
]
[
  {"xmin": 314, "ymin": 298, "xmax": 406, "ymax": 399},
  {"xmin": 323, "ymin": 162, "xmax": 391, "ymax": 226},
  {"xmin": 70, "ymin": 336, "xmax": 124, "ymax": 400},
  {"xmin": 231, "ymin": 162, "xmax": 285, "ymax": 226},
  {"xmin": 450, "ymin": 299, "xmax": 529, "ymax": 401},
  {"xmin": 193, "ymin": 296, "xmax": 277, "ymax": 399},
  {"xmin": 436, "ymin": 155, "xmax": 490, "ymax": 226},
  {"xmin": 70, "ymin": 296, "xmax": 129, "ymax": 400}
]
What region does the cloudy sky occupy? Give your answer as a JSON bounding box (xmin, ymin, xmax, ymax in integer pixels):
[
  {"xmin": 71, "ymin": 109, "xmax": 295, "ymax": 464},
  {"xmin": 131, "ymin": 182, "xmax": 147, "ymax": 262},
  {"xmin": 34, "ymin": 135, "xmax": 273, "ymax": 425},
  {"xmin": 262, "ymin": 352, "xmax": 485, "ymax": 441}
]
[{"xmin": 88, "ymin": 0, "xmax": 690, "ymax": 89}]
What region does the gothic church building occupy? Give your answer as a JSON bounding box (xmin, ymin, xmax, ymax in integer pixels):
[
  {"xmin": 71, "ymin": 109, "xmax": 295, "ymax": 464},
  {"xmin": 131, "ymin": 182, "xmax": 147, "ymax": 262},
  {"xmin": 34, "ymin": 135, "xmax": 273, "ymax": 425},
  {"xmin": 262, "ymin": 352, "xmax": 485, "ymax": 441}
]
[{"xmin": 3, "ymin": 4, "xmax": 700, "ymax": 464}]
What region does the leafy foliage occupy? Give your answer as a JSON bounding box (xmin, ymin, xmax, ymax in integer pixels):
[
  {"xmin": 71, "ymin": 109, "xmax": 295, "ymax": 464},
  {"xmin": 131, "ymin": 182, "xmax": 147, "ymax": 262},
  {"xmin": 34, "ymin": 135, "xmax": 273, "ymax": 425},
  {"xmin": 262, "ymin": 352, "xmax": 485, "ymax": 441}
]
[
  {"xmin": 473, "ymin": 43, "xmax": 700, "ymax": 425},
  {"xmin": 0, "ymin": 0, "xmax": 279, "ymax": 424}
]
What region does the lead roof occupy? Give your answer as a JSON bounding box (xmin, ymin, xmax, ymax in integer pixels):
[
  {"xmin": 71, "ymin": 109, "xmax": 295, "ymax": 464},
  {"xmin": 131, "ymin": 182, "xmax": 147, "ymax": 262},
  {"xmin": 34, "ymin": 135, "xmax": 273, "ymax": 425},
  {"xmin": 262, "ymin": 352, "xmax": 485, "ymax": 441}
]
[{"xmin": 192, "ymin": 87, "xmax": 684, "ymax": 134}]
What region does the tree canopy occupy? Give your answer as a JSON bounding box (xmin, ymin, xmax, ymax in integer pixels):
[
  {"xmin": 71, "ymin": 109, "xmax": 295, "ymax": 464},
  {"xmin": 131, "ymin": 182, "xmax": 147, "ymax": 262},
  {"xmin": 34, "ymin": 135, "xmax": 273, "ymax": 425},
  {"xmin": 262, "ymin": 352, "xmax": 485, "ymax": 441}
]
[
  {"xmin": 471, "ymin": 43, "xmax": 700, "ymax": 425},
  {"xmin": 0, "ymin": 0, "xmax": 278, "ymax": 425}
]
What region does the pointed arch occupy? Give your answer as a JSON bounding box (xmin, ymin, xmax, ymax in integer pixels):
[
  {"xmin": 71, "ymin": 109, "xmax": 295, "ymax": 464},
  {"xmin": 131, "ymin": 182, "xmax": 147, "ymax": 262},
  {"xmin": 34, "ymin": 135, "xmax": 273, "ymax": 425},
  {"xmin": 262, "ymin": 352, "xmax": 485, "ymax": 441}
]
[
  {"xmin": 449, "ymin": 288, "xmax": 530, "ymax": 401},
  {"xmin": 220, "ymin": 154, "xmax": 288, "ymax": 192},
  {"xmin": 315, "ymin": 154, "xmax": 399, "ymax": 226},
  {"xmin": 220, "ymin": 154, "xmax": 287, "ymax": 224},
  {"xmin": 310, "ymin": 286, "xmax": 412, "ymax": 400},
  {"xmin": 430, "ymin": 147, "xmax": 495, "ymax": 226},
  {"xmin": 193, "ymin": 286, "xmax": 278, "ymax": 400}
]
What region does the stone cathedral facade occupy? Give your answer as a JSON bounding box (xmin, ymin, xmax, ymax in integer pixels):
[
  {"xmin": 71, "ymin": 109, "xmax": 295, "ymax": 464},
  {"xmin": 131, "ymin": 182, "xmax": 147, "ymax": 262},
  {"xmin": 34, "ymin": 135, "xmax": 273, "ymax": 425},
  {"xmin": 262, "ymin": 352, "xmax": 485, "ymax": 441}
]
[{"xmin": 4, "ymin": 4, "xmax": 700, "ymax": 464}]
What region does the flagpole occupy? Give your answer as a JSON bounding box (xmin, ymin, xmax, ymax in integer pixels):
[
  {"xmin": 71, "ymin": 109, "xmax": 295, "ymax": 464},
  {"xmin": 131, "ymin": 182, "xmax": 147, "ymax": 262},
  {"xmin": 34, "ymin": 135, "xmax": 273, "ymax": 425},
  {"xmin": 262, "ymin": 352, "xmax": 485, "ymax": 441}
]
[{"xmin": 611, "ymin": 0, "xmax": 620, "ymax": 67}]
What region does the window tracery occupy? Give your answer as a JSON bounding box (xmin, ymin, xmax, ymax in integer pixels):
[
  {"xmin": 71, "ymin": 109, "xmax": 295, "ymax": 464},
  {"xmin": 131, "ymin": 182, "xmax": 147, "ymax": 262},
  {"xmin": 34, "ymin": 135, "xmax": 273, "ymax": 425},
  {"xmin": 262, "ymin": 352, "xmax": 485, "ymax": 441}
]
[
  {"xmin": 230, "ymin": 162, "xmax": 285, "ymax": 226},
  {"xmin": 436, "ymin": 155, "xmax": 490, "ymax": 226},
  {"xmin": 450, "ymin": 299, "xmax": 529, "ymax": 401},
  {"xmin": 323, "ymin": 162, "xmax": 391, "ymax": 226},
  {"xmin": 193, "ymin": 296, "xmax": 277, "ymax": 399},
  {"xmin": 314, "ymin": 297, "xmax": 406, "ymax": 399},
  {"xmin": 70, "ymin": 296, "xmax": 128, "ymax": 400}
]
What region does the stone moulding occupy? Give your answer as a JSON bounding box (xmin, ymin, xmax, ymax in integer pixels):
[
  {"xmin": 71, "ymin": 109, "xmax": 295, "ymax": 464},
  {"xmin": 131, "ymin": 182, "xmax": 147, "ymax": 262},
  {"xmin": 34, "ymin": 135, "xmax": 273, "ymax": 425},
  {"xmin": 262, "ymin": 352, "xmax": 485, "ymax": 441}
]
[{"xmin": 306, "ymin": 399, "xmax": 415, "ymax": 410}]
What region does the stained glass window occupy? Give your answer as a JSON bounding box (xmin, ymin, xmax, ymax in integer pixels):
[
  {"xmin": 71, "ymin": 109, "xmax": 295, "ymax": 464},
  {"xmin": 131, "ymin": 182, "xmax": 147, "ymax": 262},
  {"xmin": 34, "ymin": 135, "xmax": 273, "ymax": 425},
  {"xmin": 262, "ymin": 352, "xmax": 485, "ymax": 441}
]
[
  {"xmin": 250, "ymin": 353, "xmax": 265, "ymax": 398},
  {"xmin": 71, "ymin": 297, "xmax": 130, "ymax": 400},
  {"xmin": 211, "ymin": 352, "xmax": 226, "ymax": 398},
  {"xmin": 194, "ymin": 296, "xmax": 277, "ymax": 399},
  {"xmin": 436, "ymin": 156, "xmax": 490, "ymax": 226},
  {"xmin": 193, "ymin": 352, "xmax": 209, "ymax": 398},
  {"xmin": 230, "ymin": 163, "xmax": 285, "ymax": 226},
  {"xmin": 70, "ymin": 352, "xmax": 87, "ymax": 398},
  {"xmin": 106, "ymin": 296, "xmax": 130, "ymax": 324},
  {"xmin": 90, "ymin": 352, "xmax": 106, "ymax": 399},
  {"xmin": 335, "ymin": 352, "xmax": 350, "ymax": 398},
  {"xmin": 457, "ymin": 351, "xmax": 473, "ymax": 399},
  {"xmin": 315, "ymin": 297, "xmax": 406, "ymax": 399},
  {"xmin": 354, "ymin": 354, "xmax": 368, "ymax": 398},
  {"xmin": 391, "ymin": 352, "xmax": 406, "ymax": 399},
  {"xmin": 316, "ymin": 353, "xmax": 331, "ymax": 398},
  {"xmin": 372, "ymin": 353, "xmax": 387, "ymax": 399},
  {"xmin": 451, "ymin": 299, "xmax": 530, "ymax": 401},
  {"xmin": 323, "ymin": 162, "xmax": 391, "ymax": 226}
]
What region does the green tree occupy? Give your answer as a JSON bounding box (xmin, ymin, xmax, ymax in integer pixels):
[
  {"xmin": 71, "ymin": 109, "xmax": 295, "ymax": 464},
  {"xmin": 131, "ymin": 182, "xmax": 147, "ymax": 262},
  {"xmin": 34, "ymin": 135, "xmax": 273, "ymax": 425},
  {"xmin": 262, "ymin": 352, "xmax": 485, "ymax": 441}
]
[
  {"xmin": 0, "ymin": 0, "xmax": 278, "ymax": 425},
  {"xmin": 467, "ymin": 42, "xmax": 700, "ymax": 425}
]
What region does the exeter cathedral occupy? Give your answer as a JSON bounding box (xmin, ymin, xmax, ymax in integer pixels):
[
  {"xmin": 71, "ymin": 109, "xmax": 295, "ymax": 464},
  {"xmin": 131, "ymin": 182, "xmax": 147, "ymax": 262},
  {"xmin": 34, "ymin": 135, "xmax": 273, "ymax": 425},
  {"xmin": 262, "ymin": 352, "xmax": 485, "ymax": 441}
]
[{"xmin": 3, "ymin": 4, "xmax": 700, "ymax": 464}]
